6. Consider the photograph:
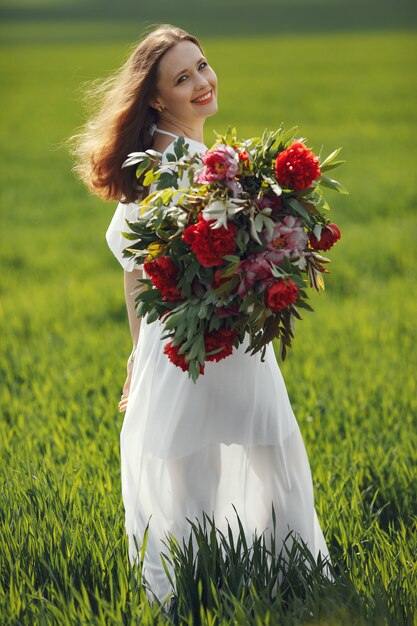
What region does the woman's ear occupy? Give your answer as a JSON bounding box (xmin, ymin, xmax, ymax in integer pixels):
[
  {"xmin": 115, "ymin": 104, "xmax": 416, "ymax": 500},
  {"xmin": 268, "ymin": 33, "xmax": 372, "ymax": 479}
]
[{"xmin": 149, "ymin": 97, "xmax": 165, "ymax": 112}]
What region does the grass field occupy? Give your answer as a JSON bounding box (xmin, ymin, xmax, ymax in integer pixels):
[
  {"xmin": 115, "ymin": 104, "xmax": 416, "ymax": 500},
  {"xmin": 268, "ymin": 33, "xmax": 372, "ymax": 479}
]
[{"xmin": 0, "ymin": 12, "xmax": 417, "ymax": 626}]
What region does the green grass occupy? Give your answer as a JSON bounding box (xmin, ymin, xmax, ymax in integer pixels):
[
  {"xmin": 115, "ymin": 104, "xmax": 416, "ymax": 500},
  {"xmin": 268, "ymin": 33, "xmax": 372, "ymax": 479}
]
[
  {"xmin": 0, "ymin": 21, "xmax": 417, "ymax": 625},
  {"xmin": 1, "ymin": 0, "xmax": 416, "ymax": 38}
]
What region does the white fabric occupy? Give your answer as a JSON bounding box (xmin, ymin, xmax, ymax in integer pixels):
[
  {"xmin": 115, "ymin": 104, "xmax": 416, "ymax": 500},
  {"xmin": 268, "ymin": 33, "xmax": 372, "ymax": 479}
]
[
  {"xmin": 105, "ymin": 199, "xmax": 141, "ymax": 272},
  {"xmin": 105, "ymin": 137, "xmax": 331, "ymax": 603}
]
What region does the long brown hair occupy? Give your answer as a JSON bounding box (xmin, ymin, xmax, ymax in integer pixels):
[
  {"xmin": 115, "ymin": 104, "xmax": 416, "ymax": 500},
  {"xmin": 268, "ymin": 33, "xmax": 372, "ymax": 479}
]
[{"xmin": 69, "ymin": 25, "xmax": 203, "ymax": 203}]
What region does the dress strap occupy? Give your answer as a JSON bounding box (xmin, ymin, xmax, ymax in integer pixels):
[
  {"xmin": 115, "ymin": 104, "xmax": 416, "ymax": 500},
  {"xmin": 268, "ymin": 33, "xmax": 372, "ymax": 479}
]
[{"xmin": 153, "ymin": 127, "xmax": 179, "ymax": 140}]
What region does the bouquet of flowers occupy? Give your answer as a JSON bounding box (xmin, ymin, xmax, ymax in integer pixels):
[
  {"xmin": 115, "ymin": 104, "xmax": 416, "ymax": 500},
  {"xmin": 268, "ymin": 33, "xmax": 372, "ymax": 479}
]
[{"xmin": 121, "ymin": 126, "xmax": 347, "ymax": 381}]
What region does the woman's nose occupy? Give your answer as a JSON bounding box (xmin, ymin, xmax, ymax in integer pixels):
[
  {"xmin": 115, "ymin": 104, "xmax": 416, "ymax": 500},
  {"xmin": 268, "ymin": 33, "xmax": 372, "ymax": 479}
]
[{"xmin": 194, "ymin": 74, "xmax": 210, "ymax": 90}]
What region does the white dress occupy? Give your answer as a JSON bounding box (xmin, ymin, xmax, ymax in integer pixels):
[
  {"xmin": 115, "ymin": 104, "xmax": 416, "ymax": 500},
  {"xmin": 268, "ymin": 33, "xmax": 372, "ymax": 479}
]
[{"xmin": 106, "ymin": 134, "xmax": 331, "ymax": 603}]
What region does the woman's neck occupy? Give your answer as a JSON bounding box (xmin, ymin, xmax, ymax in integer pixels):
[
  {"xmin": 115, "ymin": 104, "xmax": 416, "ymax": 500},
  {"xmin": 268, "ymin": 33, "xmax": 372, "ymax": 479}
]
[{"xmin": 157, "ymin": 115, "xmax": 204, "ymax": 144}]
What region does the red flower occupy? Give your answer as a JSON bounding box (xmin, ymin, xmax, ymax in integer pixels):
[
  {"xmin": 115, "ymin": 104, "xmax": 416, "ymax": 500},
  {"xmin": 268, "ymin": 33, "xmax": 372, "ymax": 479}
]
[
  {"xmin": 204, "ymin": 328, "xmax": 238, "ymax": 362},
  {"xmin": 144, "ymin": 256, "xmax": 182, "ymax": 301},
  {"xmin": 164, "ymin": 341, "xmax": 205, "ymax": 375},
  {"xmin": 265, "ymin": 279, "xmax": 299, "ymax": 312},
  {"xmin": 182, "ymin": 214, "xmax": 238, "ymax": 267},
  {"xmin": 309, "ymin": 223, "xmax": 341, "ymax": 251},
  {"xmin": 238, "ymin": 149, "xmax": 250, "ymax": 167},
  {"xmin": 275, "ymin": 141, "xmax": 321, "ymax": 191}
]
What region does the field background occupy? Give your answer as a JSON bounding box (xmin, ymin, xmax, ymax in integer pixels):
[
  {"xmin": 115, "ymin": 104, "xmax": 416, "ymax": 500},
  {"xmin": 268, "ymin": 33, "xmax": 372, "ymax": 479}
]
[{"xmin": 0, "ymin": 0, "xmax": 416, "ymax": 624}]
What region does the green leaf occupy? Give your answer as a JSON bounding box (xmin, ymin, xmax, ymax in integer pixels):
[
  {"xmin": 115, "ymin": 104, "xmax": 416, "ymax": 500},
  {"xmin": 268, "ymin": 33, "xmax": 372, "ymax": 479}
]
[
  {"xmin": 277, "ymin": 125, "xmax": 299, "ymax": 147},
  {"xmin": 174, "ymin": 136, "xmax": 186, "ymax": 160},
  {"xmin": 188, "ymin": 334, "xmax": 205, "ymax": 360},
  {"xmin": 287, "ymin": 197, "xmax": 311, "ymax": 221},
  {"xmin": 222, "ymin": 255, "xmax": 240, "ymax": 263},
  {"xmin": 291, "ymin": 274, "xmax": 308, "ymax": 289},
  {"xmin": 135, "ymin": 157, "xmax": 152, "ymax": 179},
  {"xmin": 188, "ymin": 359, "xmax": 201, "ymax": 382},
  {"xmin": 319, "ymin": 146, "xmax": 342, "ymax": 169},
  {"xmin": 143, "ymin": 169, "xmax": 157, "ymax": 186},
  {"xmin": 121, "ymin": 232, "xmax": 140, "ymax": 241},
  {"xmin": 198, "ymin": 304, "xmax": 208, "ymax": 319},
  {"xmin": 320, "ymin": 160, "xmax": 346, "ymax": 173},
  {"xmin": 319, "ymin": 175, "xmax": 349, "ymax": 195},
  {"xmin": 250, "ymin": 219, "xmax": 262, "ymax": 244},
  {"xmin": 146, "ymin": 309, "xmax": 160, "ymax": 324},
  {"xmin": 300, "ymin": 200, "xmax": 322, "ymax": 216},
  {"xmin": 137, "ymin": 288, "xmax": 158, "ymax": 302},
  {"xmin": 219, "ymin": 262, "xmax": 240, "ymax": 278},
  {"xmin": 164, "ymin": 310, "xmax": 186, "ymax": 330},
  {"xmin": 296, "ymin": 300, "xmax": 315, "ymax": 312},
  {"xmin": 157, "ymin": 171, "xmax": 178, "ymax": 189}
]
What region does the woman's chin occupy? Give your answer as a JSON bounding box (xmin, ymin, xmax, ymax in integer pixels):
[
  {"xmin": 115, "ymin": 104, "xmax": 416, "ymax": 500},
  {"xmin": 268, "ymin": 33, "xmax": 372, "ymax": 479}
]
[{"xmin": 195, "ymin": 100, "xmax": 218, "ymax": 119}]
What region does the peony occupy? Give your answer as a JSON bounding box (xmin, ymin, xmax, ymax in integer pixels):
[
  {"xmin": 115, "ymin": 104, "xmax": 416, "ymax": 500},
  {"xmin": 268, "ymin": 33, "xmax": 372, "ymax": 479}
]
[
  {"xmin": 195, "ymin": 144, "xmax": 239, "ymax": 183},
  {"xmin": 204, "ymin": 328, "xmax": 239, "ymax": 362},
  {"xmin": 237, "ymin": 251, "xmax": 273, "ymax": 297},
  {"xmin": 164, "ymin": 341, "xmax": 205, "ymax": 374},
  {"xmin": 265, "ymin": 278, "xmax": 299, "ymax": 312},
  {"xmin": 182, "ymin": 213, "xmax": 238, "ymax": 267},
  {"xmin": 266, "ymin": 215, "xmax": 309, "ymax": 257},
  {"xmin": 275, "ymin": 141, "xmax": 321, "ymax": 191},
  {"xmin": 309, "ymin": 223, "xmax": 341, "ymax": 251},
  {"xmin": 144, "ymin": 256, "xmax": 182, "ymax": 301}
]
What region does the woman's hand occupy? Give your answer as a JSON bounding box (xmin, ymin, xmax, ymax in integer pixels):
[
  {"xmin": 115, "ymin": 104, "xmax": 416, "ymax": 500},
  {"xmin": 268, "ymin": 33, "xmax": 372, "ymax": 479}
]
[{"xmin": 119, "ymin": 347, "xmax": 136, "ymax": 412}]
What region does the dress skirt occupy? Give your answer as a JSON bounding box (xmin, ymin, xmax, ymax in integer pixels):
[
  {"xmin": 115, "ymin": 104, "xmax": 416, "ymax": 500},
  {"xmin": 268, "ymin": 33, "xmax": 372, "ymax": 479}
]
[{"xmin": 120, "ymin": 313, "xmax": 330, "ymax": 602}]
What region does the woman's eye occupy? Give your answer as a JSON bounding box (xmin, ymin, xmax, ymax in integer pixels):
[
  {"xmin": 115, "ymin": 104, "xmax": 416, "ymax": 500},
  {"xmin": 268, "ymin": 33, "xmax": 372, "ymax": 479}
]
[{"xmin": 176, "ymin": 62, "xmax": 207, "ymax": 84}]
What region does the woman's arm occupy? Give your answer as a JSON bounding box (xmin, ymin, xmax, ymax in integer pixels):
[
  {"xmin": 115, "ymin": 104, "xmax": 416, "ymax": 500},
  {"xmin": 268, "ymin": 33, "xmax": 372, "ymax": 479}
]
[
  {"xmin": 124, "ymin": 267, "xmax": 144, "ymax": 351},
  {"xmin": 119, "ymin": 267, "xmax": 144, "ymax": 412}
]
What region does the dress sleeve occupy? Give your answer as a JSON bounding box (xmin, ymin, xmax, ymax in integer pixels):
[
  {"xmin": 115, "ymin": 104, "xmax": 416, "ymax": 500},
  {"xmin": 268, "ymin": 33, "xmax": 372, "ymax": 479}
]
[
  {"xmin": 105, "ymin": 200, "xmax": 142, "ymax": 272},
  {"xmin": 106, "ymin": 141, "xmax": 205, "ymax": 272}
]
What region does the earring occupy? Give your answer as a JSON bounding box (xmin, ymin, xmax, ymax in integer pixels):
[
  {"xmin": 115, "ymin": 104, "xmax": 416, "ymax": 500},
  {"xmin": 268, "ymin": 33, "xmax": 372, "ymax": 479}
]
[{"xmin": 158, "ymin": 105, "xmax": 164, "ymax": 112}]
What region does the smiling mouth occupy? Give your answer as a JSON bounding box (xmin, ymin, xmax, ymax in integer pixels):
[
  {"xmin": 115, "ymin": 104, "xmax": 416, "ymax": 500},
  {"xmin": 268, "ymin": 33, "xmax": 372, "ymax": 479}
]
[{"xmin": 192, "ymin": 90, "xmax": 214, "ymax": 104}]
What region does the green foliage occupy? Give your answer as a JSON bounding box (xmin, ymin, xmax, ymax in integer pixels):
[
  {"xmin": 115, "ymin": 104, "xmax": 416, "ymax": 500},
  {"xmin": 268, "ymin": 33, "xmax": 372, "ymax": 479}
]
[
  {"xmin": 159, "ymin": 507, "xmax": 338, "ymax": 624},
  {"xmin": 0, "ymin": 22, "xmax": 416, "ymax": 626}
]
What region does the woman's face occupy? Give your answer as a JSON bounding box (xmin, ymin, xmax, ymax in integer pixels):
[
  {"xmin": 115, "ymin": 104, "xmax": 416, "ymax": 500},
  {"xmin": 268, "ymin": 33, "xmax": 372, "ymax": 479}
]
[{"xmin": 152, "ymin": 40, "xmax": 218, "ymax": 125}]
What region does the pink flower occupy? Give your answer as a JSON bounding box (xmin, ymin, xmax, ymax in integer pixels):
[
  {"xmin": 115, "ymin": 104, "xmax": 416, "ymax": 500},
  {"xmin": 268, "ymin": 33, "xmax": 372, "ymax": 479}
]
[
  {"xmin": 195, "ymin": 144, "xmax": 239, "ymax": 183},
  {"xmin": 264, "ymin": 216, "xmax": 308, "ymax": 257},
  {"xmin": 237, "ymin": 216, "xmax": 308, "ymax": 297},
  {"xmin": 237, "ymin": 251, "xmax": 274, "ymax": 297}
]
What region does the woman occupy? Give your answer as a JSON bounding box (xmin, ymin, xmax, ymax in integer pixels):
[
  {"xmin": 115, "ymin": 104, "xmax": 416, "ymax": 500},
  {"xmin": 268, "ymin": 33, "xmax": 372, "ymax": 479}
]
[{"xmin": 71, "ymin": 24, "xmax": 331, "ymax": 605}]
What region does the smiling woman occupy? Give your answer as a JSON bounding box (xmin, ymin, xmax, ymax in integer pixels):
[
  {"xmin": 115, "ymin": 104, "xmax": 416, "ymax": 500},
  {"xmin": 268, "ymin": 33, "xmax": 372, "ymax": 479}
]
[
  {"xmin": 69, "ymin": 24, "xmax": 332, "ymax": 608},
  {"xmin": 68, "ymin": 24, "xmax": 213, "ymax": 204},
  {"xmin": 148, "ymin": 39, "xmax": 218, "ymax": 151}
]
